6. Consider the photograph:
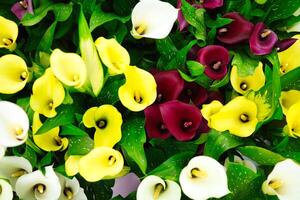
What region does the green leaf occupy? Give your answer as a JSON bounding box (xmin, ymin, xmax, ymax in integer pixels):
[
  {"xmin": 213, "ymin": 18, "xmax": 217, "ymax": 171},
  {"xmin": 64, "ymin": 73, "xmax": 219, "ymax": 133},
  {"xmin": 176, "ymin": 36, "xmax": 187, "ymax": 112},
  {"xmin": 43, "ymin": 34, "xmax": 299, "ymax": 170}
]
[
  {"xmin": 38, "ymin": 21, "xmax": 57, "ymax": 53},
  {"xmin": 68, "ymin": 135, "xmax": 94, "ymax": 155},
  {"xmin": 35, "ymin": 106, "xmax": 75, "ymax": 135},
  {"xmin": 22, "ymin": 146, "xmax": 37, "ymax": 167},
  {"xmin": 90, "ymin": 5, "xmax": 130, "ymax": 32},
  {"xmin": 187, "ymin": 60, "xmax": 205, "ymax": 76},
  {"xmin": 181, "ymin": 0, "xmax": 206, "ymax": 43},
  {"xmin": 52, "ymin": 3, "xmax": 73, "ymax": 22},
  {"xmin": 231, "ymin": 51, "xmax": 259, "ymax": 76},
  {"xmin": 38, "ymin": 152, "xmax": 53, "ymax": 168},
  {"xmin": 80, "ymin": 178, "xmax": 114, "ymax": 200},
  {"xmin": 97, "ymin": 76, "xmax": 125, "ymax": 105},
  {"xmin": 238, "ymin": 146, "xmax": 285, "ymax": 165},
  {"xmin": 210, "ymin": 70, "xmax": 230, "ymax": 89},
  {"xmin": 60, "ymin": 124, "xmax": 88, "ymax": 136},
  {"xmin": 206, "ymin": 15, "xmax": 233, "ymax": 29},
  {"xmin": 204, "ymin": 130, "xmax": 244, "ymax": 159},
  {"xmin": 148, "ymin": 152, "xmax": 194, "ymax": 182},
  {"xmin": 156, "ymin": 37, "xmax": 178, "ymax": 56},
  {"xmin": 178, "ymin": 70, "xmax": 198, "ymax": 82},
  {"xmin": 281, "ymin": 67, "xmax": 300, "ymax": 90},
  {"xmin": 120, "ymin": 116, "xmax": 147, "ymax": 174}
]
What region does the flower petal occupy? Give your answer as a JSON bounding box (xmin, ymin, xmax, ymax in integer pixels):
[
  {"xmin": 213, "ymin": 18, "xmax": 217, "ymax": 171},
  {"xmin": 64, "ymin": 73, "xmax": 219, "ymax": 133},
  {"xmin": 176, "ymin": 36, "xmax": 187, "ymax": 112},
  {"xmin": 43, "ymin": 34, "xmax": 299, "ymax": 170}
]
[
  {"xmin": 0, "ymin": 16, "xmax": 18, "ymax": 51},
  {"xmin": 280, "ymin": 90, "xmax": 300, "ymax": 115},
  {"xmin": 0, "ymin": 179, "xmax": 13, "ymax": 200},
  {"xmin": 65, "ymin": 155, "xmax": 82, "ymax": 177}
]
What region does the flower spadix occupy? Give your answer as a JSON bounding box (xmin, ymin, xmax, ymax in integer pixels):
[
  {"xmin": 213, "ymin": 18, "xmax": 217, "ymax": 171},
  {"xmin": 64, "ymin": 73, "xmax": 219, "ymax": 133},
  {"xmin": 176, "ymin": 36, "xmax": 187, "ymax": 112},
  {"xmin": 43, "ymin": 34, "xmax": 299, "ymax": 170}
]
[
  {"xmin": 15, "ymin": 166, "xmax": 61, "ymax": 200},
  {"xmin": 131, "ymin": 0, "xmax": 178, "ymax": 39},
  {"xmin": 32, "ymin": 112, "xmax": 68, "ymax": 152},
  {"xmin": 262, "ymin": 159, "xmax": 300, "ymax": 200},
  {"xmin": 279, "ymin": 90, "xmax": 300, "ymax": 115},
  {"xmin": 95, "ymin": 37, "xmax": 130, "ymax": 75},
  {"xmin": 210, "ymin": 96, "xmax": 258, "ymax": 137},
  {"xmin": 0, "ymin": 54, "xmax": 28, "ymax": 94},
  {"xmin": 286, "ymin": 101, "xmax": 300, "ymax": 137},
  {"xmin": 0, "ymin": 16, "xmax": 18, "ymax": 51},
  {"xmin": 179, "ymin": 156, "xmax": 230, "ymax": 200},
  {"xmin": 0, "ymin": 156, "xmax": 32, "ymax": 187},
  {"xmin": 83, "ymin": 105, "xmax": 122, "ymax": 147},
  {"xmin": 79, "ymin": 147, "xmax": 124, "ymax": 182},
  {"xmin": 278, "ymin": 35, "xmax": 300, "ymax": 74},
  {"xmin": 50, "ymin": 49, "xmax": 87, "ymax": 88},
  {"xmin": 119, "ymin": 66, "xmax": 157, "ymax": 112},
  {"xmin": 30, "ymin": 68, "xmax": 65, "ymax": 118},
  {"xmin": 57, "ymin": 173, "xmax": 87, "ymax": 200},
  {"xmin": 0, "ymin": 179, "xmax": 13, "ymax": 200},
  {"xmin": 136, "ymin": 175, "xmax": 181, "ymax": 200},
  {"xmin": 230, "ymin": 62, "xmax": 265, "ymax": 94},
  {"xmin": 0, "ymin": 101, "xmax": 29, "ymax": 147}
]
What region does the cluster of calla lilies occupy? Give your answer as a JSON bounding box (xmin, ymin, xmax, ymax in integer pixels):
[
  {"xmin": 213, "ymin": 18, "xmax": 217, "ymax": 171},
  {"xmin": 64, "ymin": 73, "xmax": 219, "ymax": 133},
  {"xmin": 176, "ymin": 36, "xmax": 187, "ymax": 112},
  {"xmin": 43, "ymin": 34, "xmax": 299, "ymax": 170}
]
[{"xmin": 1, "ymin": 0, "xmax": 300, "ymax": 199}]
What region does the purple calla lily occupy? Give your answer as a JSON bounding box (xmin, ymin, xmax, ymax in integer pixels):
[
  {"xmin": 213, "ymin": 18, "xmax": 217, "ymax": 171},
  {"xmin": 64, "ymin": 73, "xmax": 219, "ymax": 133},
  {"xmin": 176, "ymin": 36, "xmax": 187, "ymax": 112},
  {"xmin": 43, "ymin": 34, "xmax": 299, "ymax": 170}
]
[
  {"xmin": 275, "ymin": 38, "xmax": 298, "ymax": 52},
  {"xmin": 201, "ymin": 0, "xmax": 223, "ymax": 9},
  {"xmin": 11, "ymin": 0, "xmax": 33, "ymax": 20},
  {"xmin": 179, "ymin": 82, "xmax": 208, "ymax": 106},
  {"xmin": 111, "ymin": 173, "xmax": 141, "ymax": 198}
]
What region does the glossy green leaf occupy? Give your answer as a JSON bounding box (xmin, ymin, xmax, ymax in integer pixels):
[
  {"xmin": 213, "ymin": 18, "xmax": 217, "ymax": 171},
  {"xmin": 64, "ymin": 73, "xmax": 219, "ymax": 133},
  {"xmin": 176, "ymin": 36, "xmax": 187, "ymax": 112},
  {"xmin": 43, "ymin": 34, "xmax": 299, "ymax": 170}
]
[
  {"xmin": 281, "ymin": 67, "xmax": 300, "ymax": 90},
  {"xmin": 60, "ymin": 124, "xmax": 88, "ymax": 136},
  {"xmin": 187, "ymin": 60, "xmax": 205, "ymax": 76},
  {"xmin": 265, "ymin": 0, "xmax": 300, "ymax": 23},
  {"xmin": 231, "ymin": 51, "xmax": 259, "ymax": 76},
  {"xmin": 38, "ymin": 21, "xmax": 57, "ymax": 53},
  {"xmin": 68, "ymin": 135, "xmax": 94, "ymax": 155}
]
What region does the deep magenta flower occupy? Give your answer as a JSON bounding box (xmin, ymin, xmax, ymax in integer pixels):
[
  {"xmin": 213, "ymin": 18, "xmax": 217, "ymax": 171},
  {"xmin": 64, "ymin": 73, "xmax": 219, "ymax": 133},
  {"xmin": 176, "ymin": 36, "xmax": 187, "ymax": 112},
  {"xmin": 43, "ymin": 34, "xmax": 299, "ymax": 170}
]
[
  {"xmin": 217, "ymin": 12, "xmax": 254, "ymax": 45},
  {"xmin": 179, "ymin": 82, "xmax": 208, "ymax": 106},
  {"xmin": 154, "ymin": 70, "xmax": 184, "ymax": 103},
  {"xmin": 197, "ymin": 45, "xmax": 229, "ymax": 80},
  {"xmin": 201, "ymin": 0, "xmax": 223, "ymax": 9},
  {"xmin": 145, "ymin": 104, "xmax": 171, "ymax": 139},
  {"xmin": 11, "ymin": 0, "xmax": 33, "ymax": 20},
  {"xmin": 249, "ymin": 22, "xmax": 278, "ymax": 55},
  {"xmin": 160, "ymin": 100, "xmax": 202, "ymax": 141},
  {"xmin": 276, "ymin": 38, "xmax": 298, "ymax": 52}
]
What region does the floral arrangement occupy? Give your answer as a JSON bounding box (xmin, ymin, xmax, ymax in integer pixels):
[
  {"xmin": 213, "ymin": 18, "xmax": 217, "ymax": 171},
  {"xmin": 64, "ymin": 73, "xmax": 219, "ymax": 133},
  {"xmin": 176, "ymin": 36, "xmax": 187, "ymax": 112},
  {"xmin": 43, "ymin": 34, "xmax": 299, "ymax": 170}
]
[{"xmin": 0, "ymin": 0, "xmax": 300, "ymax": 199}]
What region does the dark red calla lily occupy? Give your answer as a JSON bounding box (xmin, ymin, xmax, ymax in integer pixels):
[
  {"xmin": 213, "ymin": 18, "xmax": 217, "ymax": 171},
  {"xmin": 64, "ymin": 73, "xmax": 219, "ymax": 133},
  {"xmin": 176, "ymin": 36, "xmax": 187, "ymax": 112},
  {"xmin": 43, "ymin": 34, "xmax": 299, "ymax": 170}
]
[
  {"xmin": 197, "ymin": 45, "xmax": 229, "ymax": 80},
  {"xmin": 217, "ymin": 12, "xmax": 254, "ymax": 45},
  {"xmin": 275, "ymin": 38, "xmax": 298, "ymax": 52},
  {"xmin": 179, "ymin": 82, "xmax": 208, "ymax": 106},
  {"xmin": 160, "ymin": 100, "xmax": 202, "ymax": 141},
  {"xmin": 206, "ymin": 90, "xmax": 224, "ymax": 104},
  {"xmin": 145, "ymin": 105, "xmax": 171, "ymax": 139},
  {"xmin": 201, "ymin": 0, "xmax": 223, "ymax": 9},
  {"xmin": 249, "ymin": 22, "xmax": 278, "ymax": 55},
  {"xmin": 154, "ymin": 70, "xmax": 184, "ymax": 103}
]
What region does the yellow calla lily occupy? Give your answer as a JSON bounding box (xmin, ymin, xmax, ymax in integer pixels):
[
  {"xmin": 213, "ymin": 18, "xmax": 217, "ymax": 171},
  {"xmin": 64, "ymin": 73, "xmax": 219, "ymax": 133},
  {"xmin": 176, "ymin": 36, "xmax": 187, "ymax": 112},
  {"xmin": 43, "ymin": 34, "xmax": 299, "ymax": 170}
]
[
  {"xmin": 279, "ymin": 90, "xmax": 300, "ymax": 115},
  {"xmin": 230, "ymin": 62, "xmax": 265, "ymax": 94},
  {"xmin": 278, "ymin": 35, "xmax": 300, "ymax": 74},
  {"xmin": 65, "ymin": 155, "xmax": 83, "ymax": 176},
  {"xmin": 201, "ymin": 100, "xmax": 223, "ymax": 126},
  {"xmin": 82, "ymin": 105, "xmax": 122, "ymax": 147},
  {"xmin": 118, "ymin": 66, "xmax": 157, "ymax": 112},
  {"xmin": 95, "ymin": 37, "xmax": 130, "ymax": 75},
  {"xmin": 0, "ymin": 54, "xmax": 28, "ymax": 94},
  {"xmin": 50, "ymin": 49, "xmax": 87, "ymax": 88},
  {"xmin": 210, "ymin": 96, "xmax": 258, "ymax": 137},
  {"xmin": 79, "ymin": 147, "xmax": 124, "ymax": 182},
  {"xmin": 32, "ymin": 112, "xmax": 68, "ymax": 152},
  {"xmin": 30, "ymin": 68, "xmax": 65, "ymax": 118},
  {"xmin": 0, "ymin": 16, "xmax": 18, "ymax": 51},
  {"xmin": 286, "ymin": 101, "xmax": 300, "ymax": 137}
]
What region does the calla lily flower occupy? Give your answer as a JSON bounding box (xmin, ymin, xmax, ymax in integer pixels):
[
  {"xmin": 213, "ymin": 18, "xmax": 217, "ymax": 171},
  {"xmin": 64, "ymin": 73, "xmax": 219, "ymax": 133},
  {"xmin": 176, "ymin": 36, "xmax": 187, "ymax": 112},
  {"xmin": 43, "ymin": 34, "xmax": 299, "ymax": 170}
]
[
  {"xmin": 210, "ymin": 96, "xmax": 258, "ymax": 137},
  {"xmin": 179, "ymin": 82, "xmax": 208, "ymax": 106},
  {"xmin": 0, "ymin": 54, "xmax": 28, "ymax": 94},
  {"xmin": 57, "ymin": 173, "xmax": 87, "ymax": 200},
  {"xmin": 279, "ymin": 90, "xmax": 300, "ymax": 115},
  {"xmin": 65, "ymin": 155, "xmax": 82, "ymax": 177},
  {"xmin": 0, "ymin": 179, "xmax": 13, "ymax": 200},
  {"xmin": 262, "ymin": 159, "xmax": 300, "ymax": 200},
  {"xmin": 136, "ymin": 175, "xmax": 181, "ymax": 200},
  {"xmin": 82, "ymin": 105, "xmax": 122, "ymax": 147},
  {"xmin": 32, "ymin": 112, "xmax": 69, "ymax": 152},
  {"xmin": 197, "ymin": 45, "xmax": 229, "ymax": 80},
  {"xmin": 95, "ymin": 37, "xmax": 130, "ymax": 75},
  {"xmin": 230, "ymin": 62, "xmax": 265, "ymax": 94},
  {"xmin": 131, "ymin": 0, "xmax": 178, "ymax": 39},
  {"xmin": 201, "ymin": 100, "xmax": 223, "ymax": 126},
  {"xmin": 30, "ymin": 68, "xmax": 65, "ymax": 118},
  {"xmin": 0, "ymin": 146, "xmax": 6, "ymax": 159},
  {"xmin": 249, "ymin": 22, "xmax": 278, "ymax": 55},
  {"xmin": 160, "ymin": 100, "xmax": 202, "ymax": 141},
  {"xmin": 154, "ymin": 70, "xmax": 184, "ymax": 103},
  {"xmin": 50, "ymin": 49, "xmax": 87, "ymax": 88},
  {"xmin": 286, "ymin": 101, "xmax": 300, "ymax": 137},
  {"xmin": 278, "ymin": 35, "xmax": 300, "ymax": 74},
  {"xmin": 11, "ymin": 0, "xmax": 34, "ymax": 20},
  {"xmin": 112, "ymin": 173, "xmax": 141, "ymax": 198},
  {"xmin": 179, "ymin": 156, "xmax": 230, "ymax": 200},
  {"xmin": 217, "ymin": 12, "xmax": 254, "ymax": 44},
  {"xmin": 276, "ymin": 38, "xmax": 298, "ymax": 52},
  {"xmin": 145, "ymin": 104, "xmax": 171, "ymax": 139},
  {"xmin": 200, "ymin": 0, "xmax": 223, "ymax": 9},
  {"xmin": 78, "ymin": 147, "xmax": 124, "ymax": 182},
  {"xmin": 119, "ymin": 66, "xmax": 157, "ymax": 112},
  {"xmin": 0, "ymin": 101, "xmax": 29, "ymax": 147},
  {"xmin": 15, "ymin": 166, "xmax": 61, "ymax": 200},
  {"xmin": 0, "ymin": 16, "xmax": 18, "ymax": 51},
  {"xmin": 0, "ymin": 156, "xmax": 32, "ymax": 187}
]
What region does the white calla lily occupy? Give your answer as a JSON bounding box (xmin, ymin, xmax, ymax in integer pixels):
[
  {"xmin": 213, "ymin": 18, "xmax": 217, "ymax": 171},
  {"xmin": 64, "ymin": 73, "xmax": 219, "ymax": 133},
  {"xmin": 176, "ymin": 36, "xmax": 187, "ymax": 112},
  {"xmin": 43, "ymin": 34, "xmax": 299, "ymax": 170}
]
[
  {"xmin": 0, "ymin": 179, "xmax": 13, "ymax": 200},
  {"xmin": 0, "ymin": 101, "xmax": 29, "ymax": 147},
  {"xmin": 15, "ymin": 166, "xmax": 61, "ymax": 200},
  {"xmin": 0, "ymin": 146, "xmax": 5, "ymax": 159},
  {"xmin": 179, "ymin": 156, "xmax": 230, "ymax": 200},
  {"xmin": 136, "ymin": 175, "xmax": 181, "ymax": 200},
  {"xmin": 57, "ymin": 173, "xmax": 87, "ymax": 200},
  {"xmin": 262, "ymin": 159, "xmax": 300, "ymax": 200},
  {"xmin": 131, "ymin": 0, "xmax": 178, "ymax": 39},
  {"xmin": 0, "ymin": 156, "xmax": 32, "ymax": 187}
]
